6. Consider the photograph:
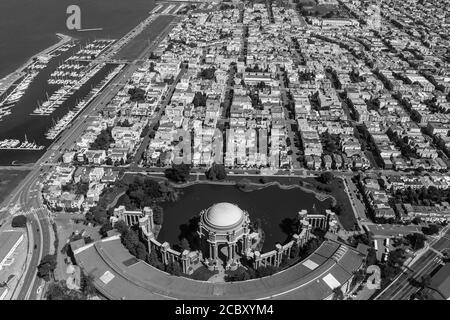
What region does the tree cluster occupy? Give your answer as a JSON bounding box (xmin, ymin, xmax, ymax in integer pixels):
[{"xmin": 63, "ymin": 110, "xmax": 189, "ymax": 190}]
[
  {"xmin": 46, "ymin": 281, "xmax": 86, "ymax": 300},
  {"xmin": 405, "ymin": 233, "xmax": 427, "ymax": 251},
  {"xmin": 321, "ymin": 132, "xmax": 340, "ymax": 154},
  {"xmin": 11, "ymin": 215, "xmax": 27, "ymax": 228},
  {"xmin": 164, "ymin": 164, "xmax": 191, "ymax": 183},
  {"xmin": 198, "ymin": 67, "xmax": 216, "ymax": 80},
  {"xmin": 61, "ymin": 182, "xmax": 89, "ymax": 195},
  {"xmin": 90, "ymin": 128, "xmax": 115, "ymax": 151},
  {"xmin": 115, "ymin": 221, "xmax": 148, "ymax": 261},
  {"xmin": 393, "ymin": 186, "xmax": 450, "ymax": 206},
  {"xmin": 319, "ymin": 172, "xmax": 335, "ymax": 184},
  {"xmin": 379, "ymin": 248, "xmax": 407, "ymax": 287},
  {"xmin": 126, "ymin": 176, "xmax": 164, "ymax": 207},
  {"xmin": 225, "ymin": 265, "xmax": 279, "ymax": 282},
  {"xmin": 205, "ymin": 163, "xmax": 227, "ymax": 181},
  {"xmin": 192, "ymin": 92, "xmax": 207, "ymax": 107},
  {"xmin": 298, "ymin": 71, "xmax": 316, "ymax": 81},
  {"xmin": 37, "ymin": 254, "xmax": 57, "ymax": 282},
  {"xmin": 128, "ymin": 87, "xmax": 146, "ymax": 102},
  {"xmin": 422, "ymin": 224, "xmax": 439, "ymax": 235}
]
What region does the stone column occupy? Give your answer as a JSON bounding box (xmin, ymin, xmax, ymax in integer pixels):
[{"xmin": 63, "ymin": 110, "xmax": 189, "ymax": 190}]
[
  {"xmin": 209, "ymin": 243, "xmax": 214, "ymax": 259},
  {"xmin": 254, "ymin": 251, "xmax": 261, "ymax": 269},
  {"xmin": 181, "ymin": 250, "xmax": 188, "ymax": 274},
  {"xmin": 213, "ymin": 243, "xmax": 218, "ymax": 260},
  {"xmin": 161, "ymin": 242, "xmax": 170, "ymax": 265}
]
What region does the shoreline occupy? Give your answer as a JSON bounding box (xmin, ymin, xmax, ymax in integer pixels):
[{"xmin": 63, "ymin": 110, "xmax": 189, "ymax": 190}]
[
  {"xmin": 168, "ymin": 179, "xmax": 337, "ymax": 205},
  {"xmin": 0, "ymin": 33, "xmax": 75, "ymax": 94}
]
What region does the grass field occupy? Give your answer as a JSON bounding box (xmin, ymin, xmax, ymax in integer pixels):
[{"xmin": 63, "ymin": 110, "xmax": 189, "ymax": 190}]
[
  {"xmin": 114, "ymin": 15, "xmax": 175, "ymax": 61},
  {"xmin": 0, "ymin": 170, "xmax": 30, "ymax": 205}
]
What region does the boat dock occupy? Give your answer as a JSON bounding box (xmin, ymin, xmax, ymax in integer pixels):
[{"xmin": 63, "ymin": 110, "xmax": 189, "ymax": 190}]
[{"xmin": 0, "ymin": 136, "xmax": 45, "ymax": 151}]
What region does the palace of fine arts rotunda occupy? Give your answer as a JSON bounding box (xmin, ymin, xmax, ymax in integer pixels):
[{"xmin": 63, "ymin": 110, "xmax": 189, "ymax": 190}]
[{"xmin": 108, "ymin": 201, "xmax": 340, "ymax": 275}]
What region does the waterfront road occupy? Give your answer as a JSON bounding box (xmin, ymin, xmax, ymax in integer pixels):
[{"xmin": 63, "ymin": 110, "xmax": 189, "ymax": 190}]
[{"xmin": 0, "ymin": 14, "xmax": 181, "ymax": 300}]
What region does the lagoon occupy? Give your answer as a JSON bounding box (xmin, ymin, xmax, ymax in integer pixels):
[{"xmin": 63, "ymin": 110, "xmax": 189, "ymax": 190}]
[{"xmin": 157, "ymin": 183, "xmax": 333, "ymax": 252}]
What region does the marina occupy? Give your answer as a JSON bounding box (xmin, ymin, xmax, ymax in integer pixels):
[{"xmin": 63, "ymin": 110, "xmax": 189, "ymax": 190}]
[
  {"xmin": 45, "ymin": 63, "xmax": 125, "ymax": 140},
  {"xmin": 32, "ymin": 62, "xmax": 108, "ymax": 116},
  {"xmin": 48, "ymin": 40, "xmax": 115, "ymax": 86},
  {"xmin": 0, "ymin": 72, "xmax": 39, "ymax": 121},
  {"xmin": 0, "ymin": 0, "xmax": 159, "ymax": 166},
  {"xmin": 0, "ymin": 35, "xmax": 77, "ymax": 122}
]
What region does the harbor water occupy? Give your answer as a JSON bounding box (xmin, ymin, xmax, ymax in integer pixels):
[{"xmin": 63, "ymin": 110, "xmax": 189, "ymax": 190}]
[{"xmin": 0, "ymin": 0, "xmax": 157, "ymax": 165}]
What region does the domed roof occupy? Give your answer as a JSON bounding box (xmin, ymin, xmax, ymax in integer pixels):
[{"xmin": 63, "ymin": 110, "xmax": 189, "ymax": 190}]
[{"xmin": 204, "ymin": 202, "xmax": 244, "ymax": 228}]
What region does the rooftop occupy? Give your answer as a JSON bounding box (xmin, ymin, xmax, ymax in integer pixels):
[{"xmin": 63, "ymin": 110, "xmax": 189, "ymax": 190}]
[
  {"xmin": 204, "ymin": 202, "xmax": 244, "ymax": 229},
  {"xmin": 73, "ymin": 237, "xmax": 364, "ymax": 300}
]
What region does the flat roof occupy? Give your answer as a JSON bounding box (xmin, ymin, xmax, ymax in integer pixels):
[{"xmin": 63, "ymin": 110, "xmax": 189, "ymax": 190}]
[
  {"xmin": 429, "ymin": 264, "xmax": 450, "ymax": 300},
  {"xmin": 75, "ymin": 237, "xmax": 364, "ymax": 300},
  {"xmin": 365, "ymin": 224, "xmax": 421, "ymax": 237}
]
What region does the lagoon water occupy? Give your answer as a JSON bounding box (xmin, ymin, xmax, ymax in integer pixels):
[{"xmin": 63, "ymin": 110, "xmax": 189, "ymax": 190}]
[
  {"xmin": 157, "ymin": 183, "xmax": 333, "ymax": 252},
  {"xmin": 0, "ymin": 0, "xmax": 156, "ymax": 165}
]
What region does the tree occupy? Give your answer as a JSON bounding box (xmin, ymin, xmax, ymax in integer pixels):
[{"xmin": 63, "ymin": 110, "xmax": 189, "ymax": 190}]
[
  {"xmin": 422, "ymin": 224, "xmax": 439, "ymax": 235},
  {"xmin": 46, "ymin": 281, "xmax": 85, "ymax": 300},
  {"xmin": 164, "ymin": 164, "xmax": 191, "ymax": 182},
  {"xmin": 11, "ymin": 215, "xmax": 27, "ymax": 228},
  {"xmin": 256, "ymin": 265, "xmax": 278, "ymax": 278},
  {"xmin": 99, "ymin": 222, "xmax": 113, "ymax": 238},
  {"xmin": 92, "ymin": 207, "xmax": 108, "ymax": 225},
  {"xmin": 406, "ymin": 233, "xmax": 427, "ymax": 251},
  {"xmin": 147, "ymin": 250, "xmax": 164, "ymax": 270},
  {"xmin": 114, "ymin": 220, "xmax": 129, "ymax": 235},
  {"xmin": 206, "ymin": 163, "xmax": 227, "ymax": 181},
  {"xmin": 198, "ymin": 67, "xmax": 216, "ymax": 80},
  {"xmin": 90, "ymin": 128, "xmax": 115, "ymax": 150},
  {"xmin": 135, "ymin": 242, "xmax": 148, "ymax": 260},
  {"xmin": 332, "ymin": 286, "xmax": 344, "ymax": 300},
  {"xmin": 192, "ymin": 92, "xmax": 207, "ymax": 107},
  {"xmin": 152, "ymin": 205, "xmax": 164, "ymax": 225},
  {"xmin": 37, "ymin": 254, "xmax": 57, "ymax": 281},
  {"xmin": 180, "ymin": 238, "xmax": 191, "ymax": 251},
  {"xmin": 165, "ymin": 261, "xmax": 183, "ymax": 276},
  {"xmin": 128, "ymin": 87, "xmax": 146, "ymax": 102},
  {"xmin": 225, "ymin": 267, "xmax": 255, "ymax": 282},
  {"xmin": 320, "ymin": 172, "xmax": 334, "ymax": 184},
  {"xmin": 76, "ymin": 182, "xmax": 89, "ymax": 195},
  {"xmin": 80, "ymin": 272, "xmax": 96, "ymax": 297},
  {"xmin": 45, "ymin": 281, "xmax": 67, "ymax": 300},
  {"xmin": 290, "ymin": 245, "xmax": 300, "ymax": 259}
]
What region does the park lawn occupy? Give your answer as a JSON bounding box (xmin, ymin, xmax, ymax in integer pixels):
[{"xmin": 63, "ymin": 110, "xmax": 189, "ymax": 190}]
[
  {"xmin": 303, "ymin": 177, "xmax": 359, "ymax": 231},
  {"xmin": 114, "ymin": 15, "xmax": 174, "ymax": 61},
  {"xmin": 0, "ymin": 170, "xmax": 30, "ymax": 204}
]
